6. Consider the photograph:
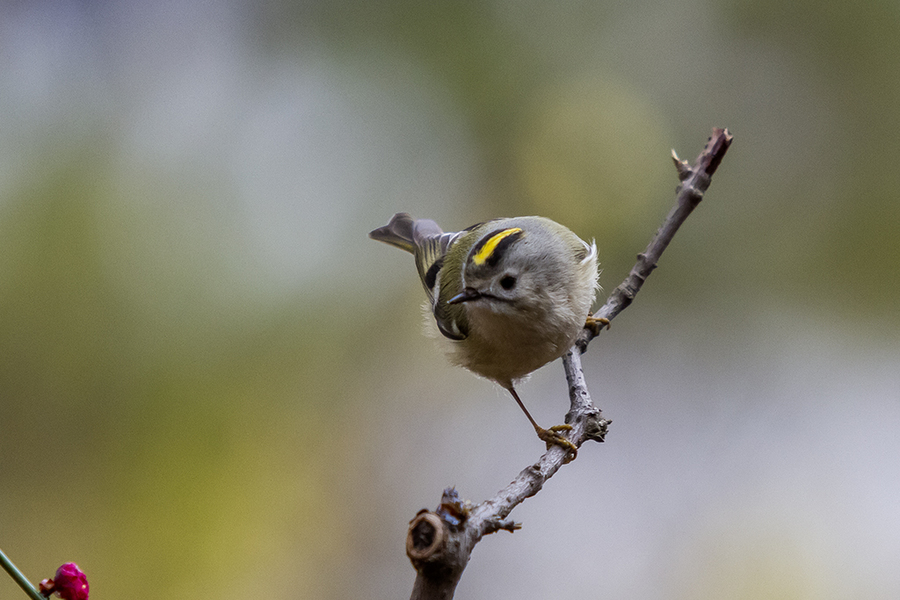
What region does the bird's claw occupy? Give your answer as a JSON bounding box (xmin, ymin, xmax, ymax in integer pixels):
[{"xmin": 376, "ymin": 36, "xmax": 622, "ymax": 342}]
[
  {"xmin": 585, "ymin": 314, "xmax": 611, "ymax": 336},
  {"xmin": 536, "ymin": 425, "xmax": 578, "ymax": 462}
]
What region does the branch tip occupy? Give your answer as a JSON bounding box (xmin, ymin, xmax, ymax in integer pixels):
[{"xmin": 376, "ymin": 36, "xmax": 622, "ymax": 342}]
[
  {"xmin": 671, "ymin": 149, "xmax": 691, "ymax": 179},
  {"xmin": 700, "ymin": 128, "xmax": 733, "ymax": 177}
]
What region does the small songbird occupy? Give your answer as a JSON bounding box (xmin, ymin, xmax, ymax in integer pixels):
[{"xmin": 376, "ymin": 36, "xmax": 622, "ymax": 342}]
[{"xmin": 370, "ymin": 213, "xmax": 602, "ymax": 455}]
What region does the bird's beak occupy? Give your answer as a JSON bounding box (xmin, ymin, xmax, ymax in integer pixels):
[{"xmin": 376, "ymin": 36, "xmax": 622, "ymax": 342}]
[{"xmin": 447, "ymin": 287, "xmax": 481, "ymax": 304}]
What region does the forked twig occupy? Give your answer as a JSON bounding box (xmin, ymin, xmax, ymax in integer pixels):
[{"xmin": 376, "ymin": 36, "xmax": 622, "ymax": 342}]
[{"xmin": 407, "ymin": 128, "xmax": 734, "ymax": 600}]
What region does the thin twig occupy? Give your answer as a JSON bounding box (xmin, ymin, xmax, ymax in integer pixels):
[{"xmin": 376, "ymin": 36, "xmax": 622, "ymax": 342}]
[
  {"xmin": 0, "ymin": 547, "xmax": 46, "ymax": 600},
  {"xmin": 576, "ymin": 127, "xmax": 733, "ymax": 349},
  {"xmin": 407, "ymin": 128, "xmax": 733, "ymax": 600}
]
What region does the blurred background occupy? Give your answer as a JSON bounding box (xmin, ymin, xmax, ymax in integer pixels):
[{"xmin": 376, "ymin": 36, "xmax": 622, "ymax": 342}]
[{"xmin": 1, "ymin": 0, "xmax": 898, "ymax": 598}]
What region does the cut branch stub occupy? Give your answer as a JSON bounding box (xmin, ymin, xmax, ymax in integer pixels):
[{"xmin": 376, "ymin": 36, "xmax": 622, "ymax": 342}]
[{"xmin": 407, "ymin": 511, "xmax": 446, "ymax": 564}]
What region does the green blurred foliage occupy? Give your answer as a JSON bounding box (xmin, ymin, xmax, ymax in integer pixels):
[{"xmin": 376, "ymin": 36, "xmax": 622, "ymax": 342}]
[
  {"xmin": 0, "ymin": 147, "xmax": 360, "ymax": 596},
  {"xmin": 722, "ymin": 0, "xmax": 900, "ymax": 315}
]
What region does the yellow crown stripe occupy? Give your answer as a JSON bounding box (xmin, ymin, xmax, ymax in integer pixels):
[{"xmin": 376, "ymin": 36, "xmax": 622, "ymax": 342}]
[{"xmin": 472, "ymin": 227, "xmax": 523, "ymax": 266}]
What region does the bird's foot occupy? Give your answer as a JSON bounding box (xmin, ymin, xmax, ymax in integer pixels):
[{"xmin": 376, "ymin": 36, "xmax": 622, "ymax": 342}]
[
  {"xmin": 536, "ymin": 424, "xmax": 578, "ymax": 462},
  {"xmin": 585, "ymin": 314, "xmax": 611, "ymax": 336}
]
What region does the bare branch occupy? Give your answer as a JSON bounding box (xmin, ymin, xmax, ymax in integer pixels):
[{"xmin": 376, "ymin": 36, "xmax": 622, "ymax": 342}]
[
  {"xmin": 575, "ymin": 127, "xmax": 734, "ymax": 350},
  {"xmin": 407, "ymin": 128, "xmax": 733, "ymax": 600}
]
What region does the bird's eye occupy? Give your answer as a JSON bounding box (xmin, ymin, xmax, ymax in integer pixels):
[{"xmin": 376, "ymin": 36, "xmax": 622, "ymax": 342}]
[{"xmin": 499, "ymin": 275, "xmax": 517, "ymax": 290}]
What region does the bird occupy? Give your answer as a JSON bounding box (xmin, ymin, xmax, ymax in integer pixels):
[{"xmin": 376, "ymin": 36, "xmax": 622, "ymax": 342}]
[{"xmin": 370, "ymin": 212, "xmax": 604, "ymax": 457}]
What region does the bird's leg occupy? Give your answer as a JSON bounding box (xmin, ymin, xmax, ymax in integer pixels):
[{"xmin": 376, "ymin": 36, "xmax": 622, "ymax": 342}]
[{"xmin": 507, "ymin": 387, "xmax": 578, "ymax": 460}]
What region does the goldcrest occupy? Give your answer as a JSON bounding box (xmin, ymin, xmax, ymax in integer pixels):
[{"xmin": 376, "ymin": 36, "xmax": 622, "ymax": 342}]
[{"xmin": 370, "ymin": 212, "xmax": 600, "ymax": 455}]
